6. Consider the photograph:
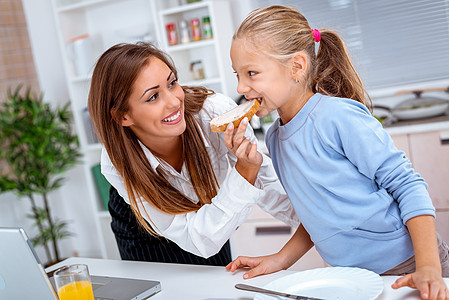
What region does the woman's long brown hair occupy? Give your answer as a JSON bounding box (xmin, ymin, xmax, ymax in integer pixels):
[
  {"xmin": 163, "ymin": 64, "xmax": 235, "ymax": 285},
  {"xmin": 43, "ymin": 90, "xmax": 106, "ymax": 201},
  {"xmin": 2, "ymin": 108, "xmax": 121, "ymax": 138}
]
[
  {"xmin": 88, "ymin": 42, "xmax": 218, "ymax": 235},
  {"xmin": 234, "ymin": 5, "xmax": 371, "ymax": 108}
]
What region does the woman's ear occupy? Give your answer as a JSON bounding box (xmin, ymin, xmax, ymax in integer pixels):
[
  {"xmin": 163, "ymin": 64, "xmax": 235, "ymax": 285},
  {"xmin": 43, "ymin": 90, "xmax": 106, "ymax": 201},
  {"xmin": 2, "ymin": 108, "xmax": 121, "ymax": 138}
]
[
  {"xmin": 290, "ymin": 52, "xmax": 308, "ymax": 81},
  {"xmin": 110, "ymin": 108, "xmax": 133, "ymax": 127}
]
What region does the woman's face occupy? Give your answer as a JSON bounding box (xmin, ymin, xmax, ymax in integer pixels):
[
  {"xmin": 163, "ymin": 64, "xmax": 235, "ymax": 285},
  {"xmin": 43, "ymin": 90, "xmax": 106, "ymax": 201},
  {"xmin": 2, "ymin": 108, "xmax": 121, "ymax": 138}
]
[
  {"xmin": 122, "ymin": 57, "xmax": 186, "ymax": 149},
  {"xmin": 230, "ymin": 38, "xmax": 298, "ymax": 119}
]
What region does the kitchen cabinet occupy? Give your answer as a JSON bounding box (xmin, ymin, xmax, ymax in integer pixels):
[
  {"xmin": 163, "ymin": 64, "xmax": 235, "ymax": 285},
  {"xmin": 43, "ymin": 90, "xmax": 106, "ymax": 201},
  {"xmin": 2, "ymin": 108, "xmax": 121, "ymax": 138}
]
[
  {"xmin": 230, "ymin": 206, "xmax": 328, "ymax": 271},
  {"xmin": 51, "ymin": 0, "xmax": 237, "ymax": 259},
  {"xmin": 390, "ymin": 129, "xmax": 449, "ymax": 244}
]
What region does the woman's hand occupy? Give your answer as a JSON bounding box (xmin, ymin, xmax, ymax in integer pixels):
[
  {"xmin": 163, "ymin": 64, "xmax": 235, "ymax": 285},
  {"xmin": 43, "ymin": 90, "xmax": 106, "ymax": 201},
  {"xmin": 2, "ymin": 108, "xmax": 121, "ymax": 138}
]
[
  {"xmin": 225, "ymin": 253, "xmax": 287, "ymax": 279},
  {"xmin": 223, "ymin": 117, "xmax": 262, "ymax": 184},
  {"xmin": 392, "ymin": 266, "xmax": 448, "ymax": 299}
]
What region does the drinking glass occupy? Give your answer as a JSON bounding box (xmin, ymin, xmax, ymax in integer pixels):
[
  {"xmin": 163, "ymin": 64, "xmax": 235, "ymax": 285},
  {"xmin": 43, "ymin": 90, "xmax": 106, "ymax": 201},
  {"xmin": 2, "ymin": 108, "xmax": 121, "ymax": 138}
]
[{"xmin": 54, "ymin": 264, "xmax": 94, "ymax": 300}]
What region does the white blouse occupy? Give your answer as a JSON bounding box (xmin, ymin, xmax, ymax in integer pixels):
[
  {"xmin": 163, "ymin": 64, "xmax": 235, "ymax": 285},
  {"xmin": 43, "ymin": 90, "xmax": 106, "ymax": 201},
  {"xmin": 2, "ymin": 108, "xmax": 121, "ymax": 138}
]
[{"xmin": 101, "ymin": 93, "xmax": 299, "ymax": 258}]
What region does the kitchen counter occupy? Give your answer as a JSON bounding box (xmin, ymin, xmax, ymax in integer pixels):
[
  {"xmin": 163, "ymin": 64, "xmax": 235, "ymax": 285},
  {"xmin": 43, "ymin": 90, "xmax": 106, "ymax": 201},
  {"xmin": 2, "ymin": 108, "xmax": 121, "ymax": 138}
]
[
  {"xmin": 47, "ymin": 257, "xmax": 449, "ymax": 299},
  {"xmin": 383, "ymin": 115, "xmax": 449, "ymax": 135}
]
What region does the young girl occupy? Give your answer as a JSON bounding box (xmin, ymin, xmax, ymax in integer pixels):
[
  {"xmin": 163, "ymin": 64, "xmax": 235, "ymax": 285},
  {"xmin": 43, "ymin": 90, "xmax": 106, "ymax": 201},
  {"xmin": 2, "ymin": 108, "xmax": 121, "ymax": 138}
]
[
  {"xmin": 87, "ymin": 42, "xmax": 298, "ymax": 263},
  {"xmin": 225, "ymin": 5, "xmax": 449, "ymax": 299}
]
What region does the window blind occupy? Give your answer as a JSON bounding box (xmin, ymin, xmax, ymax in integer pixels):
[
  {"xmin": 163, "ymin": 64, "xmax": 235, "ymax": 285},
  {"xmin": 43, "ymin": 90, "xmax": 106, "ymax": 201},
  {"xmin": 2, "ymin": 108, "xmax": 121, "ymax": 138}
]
[{"xmin": 251, "ymin": 0, "xmax": 449, "ymax": 90}]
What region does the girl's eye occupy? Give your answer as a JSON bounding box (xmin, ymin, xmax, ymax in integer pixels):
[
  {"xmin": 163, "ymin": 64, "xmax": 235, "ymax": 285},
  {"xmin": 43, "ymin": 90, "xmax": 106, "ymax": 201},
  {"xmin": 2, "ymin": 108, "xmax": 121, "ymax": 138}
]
[
  {"xmin": 233, "ymin": 71, "xmax": 239, "ymax": 79},
  {"xmin": 146, "ymin": 93, "xmax": 158, "ymax": 102},
  {"xmin": 248, "ymin": 71, "xmax": 256, "ymax": 76}
]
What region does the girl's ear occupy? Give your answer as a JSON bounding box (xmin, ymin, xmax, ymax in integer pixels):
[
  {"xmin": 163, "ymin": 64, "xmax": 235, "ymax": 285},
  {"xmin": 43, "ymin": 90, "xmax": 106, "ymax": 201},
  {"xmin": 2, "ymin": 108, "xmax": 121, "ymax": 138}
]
[
  {"xmin": 110, "ymin": 108, "xmax": 133, "ymax": 127},
  {"xmin": 290, "ymin": 52, "xmax": 308, "ymax": 81}
]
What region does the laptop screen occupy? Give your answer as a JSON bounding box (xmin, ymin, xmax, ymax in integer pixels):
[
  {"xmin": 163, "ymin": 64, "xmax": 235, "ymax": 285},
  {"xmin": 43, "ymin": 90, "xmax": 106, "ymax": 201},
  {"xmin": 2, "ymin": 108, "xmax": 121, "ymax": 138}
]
[
  {"xmin": 0, "ymin": 227, "xmax": 58, "ymax": 299},
  {"xmin": 0, "ymin": 227, "xmax": 161, "ymax": 300}
]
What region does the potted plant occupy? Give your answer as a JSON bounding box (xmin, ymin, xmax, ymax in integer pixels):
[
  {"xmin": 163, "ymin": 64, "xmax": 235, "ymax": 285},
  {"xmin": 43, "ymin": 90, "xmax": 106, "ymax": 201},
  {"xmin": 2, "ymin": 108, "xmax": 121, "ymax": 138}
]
[{"xmin": 0, "ymin": 85, "xmax": 81, "ymax": 266}]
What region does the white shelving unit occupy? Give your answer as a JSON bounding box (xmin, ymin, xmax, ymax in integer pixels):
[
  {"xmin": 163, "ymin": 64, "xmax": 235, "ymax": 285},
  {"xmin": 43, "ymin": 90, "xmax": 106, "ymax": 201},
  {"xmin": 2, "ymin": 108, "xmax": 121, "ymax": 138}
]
[
  {"xmin": 50, "ymin": 0, "xmax": 237, "ymax": 259},
  {"xmin": 154, "ymin": 0, "xmax": 237, "ymax": 99}
]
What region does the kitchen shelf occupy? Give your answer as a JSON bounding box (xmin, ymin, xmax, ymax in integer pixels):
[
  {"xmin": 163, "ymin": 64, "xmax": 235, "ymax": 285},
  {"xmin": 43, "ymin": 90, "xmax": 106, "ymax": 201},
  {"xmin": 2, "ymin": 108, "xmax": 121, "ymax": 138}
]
[
  {"xmin": 56, "ymin": 0, "xmax": 122, "ymax": 13},
  {"xmin": 167, "ymin": 39, "xmax": 215, "ymax": 52},
  {"xmin": 181, "ymin": 76, "xmax": 221, "ymax": 87},
  {"xmin": 86, "ymin": 143, "xmax": 103, "ymax": 152},
  {"xmin": 160, "ymin": 1, "xmax": 209, "ymax": 16},
  {"xmin": 97, "ymin": 210, "xmax": 111, "ymax": 218},
  {"xmin": 71, "ymin": 74, "xmax": 92, "ymax": 83}
]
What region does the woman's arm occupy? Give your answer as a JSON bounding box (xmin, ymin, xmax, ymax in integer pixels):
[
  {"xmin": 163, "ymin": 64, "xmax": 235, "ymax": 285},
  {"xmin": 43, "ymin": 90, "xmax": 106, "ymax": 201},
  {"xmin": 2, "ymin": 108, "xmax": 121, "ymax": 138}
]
[
  {"xmin": 103, "ymin": 162, "xmax": 264, "ymax": 258},
  {"xmin": 223, "ymin": 117, "xmax": 300, "ymax": 228}
]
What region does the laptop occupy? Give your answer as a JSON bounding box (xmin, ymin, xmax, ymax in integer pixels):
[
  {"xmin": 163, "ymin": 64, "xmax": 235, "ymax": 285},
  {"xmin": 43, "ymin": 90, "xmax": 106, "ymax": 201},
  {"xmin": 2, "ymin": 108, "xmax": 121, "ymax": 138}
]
[{"xmin": 0, "ymin": 227, "xmax": 161, "ymax": 300}]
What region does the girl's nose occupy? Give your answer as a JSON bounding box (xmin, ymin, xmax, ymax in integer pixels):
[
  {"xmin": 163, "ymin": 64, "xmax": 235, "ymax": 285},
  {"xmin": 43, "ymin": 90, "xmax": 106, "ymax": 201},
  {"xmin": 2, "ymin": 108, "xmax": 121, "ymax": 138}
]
[{"xmin": 236, "ymin": 78, "xmax": 250, "ymax": 95}]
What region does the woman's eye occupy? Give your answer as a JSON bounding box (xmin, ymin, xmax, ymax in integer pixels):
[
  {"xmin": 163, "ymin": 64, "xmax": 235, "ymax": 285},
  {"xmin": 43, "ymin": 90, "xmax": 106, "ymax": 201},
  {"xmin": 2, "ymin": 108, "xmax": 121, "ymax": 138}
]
[
  {"xmin": 248, "ymin": 71, "xmax": 256, "ymax": 76},
  {"xmin": 169, "ymin": 78, "xmax": 178, "ymax": 87},
  {"xmin": 146, "ymin": 93, "xmax": 158, "ymax": 102}
]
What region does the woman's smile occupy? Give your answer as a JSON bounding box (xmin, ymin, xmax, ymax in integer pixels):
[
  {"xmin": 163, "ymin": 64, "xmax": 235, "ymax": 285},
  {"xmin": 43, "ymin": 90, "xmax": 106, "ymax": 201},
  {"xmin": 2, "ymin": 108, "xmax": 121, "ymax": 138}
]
[{"xmin": 162, "ymin": 107, "xmax": 182, "ymax": 124}]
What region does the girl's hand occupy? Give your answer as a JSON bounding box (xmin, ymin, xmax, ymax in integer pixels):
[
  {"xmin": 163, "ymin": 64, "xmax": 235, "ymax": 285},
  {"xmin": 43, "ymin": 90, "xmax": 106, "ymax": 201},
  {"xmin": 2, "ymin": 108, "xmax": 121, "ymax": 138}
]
[
  {"xmin": 392, "ymin": 266, "xmax": 449, "ymax": 299},
  {"xmin": 223, "ymin": 117, "xmax": 262, "ymax": 184},
  {"xmin": 225, "ymin": 253, "xmax": 286, "ymax": 279}
]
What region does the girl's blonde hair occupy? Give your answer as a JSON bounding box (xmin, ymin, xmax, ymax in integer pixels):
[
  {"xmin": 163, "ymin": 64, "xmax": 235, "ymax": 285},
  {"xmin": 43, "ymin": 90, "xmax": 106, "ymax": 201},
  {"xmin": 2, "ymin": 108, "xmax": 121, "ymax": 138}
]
[
  {"xmin": 88, "ymin": 42, "xmax": 218, "ymax": 236},
  {"xmin": 234, "ymin": 5, "xmax": 371, "ymax": 107}
]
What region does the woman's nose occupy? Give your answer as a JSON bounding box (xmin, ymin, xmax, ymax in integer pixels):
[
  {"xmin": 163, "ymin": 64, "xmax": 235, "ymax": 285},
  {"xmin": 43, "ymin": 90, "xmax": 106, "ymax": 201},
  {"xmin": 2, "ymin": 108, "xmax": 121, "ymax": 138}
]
[{"xmin": 166, "ymin": 91, "xmax": 181, "ymax": 107}]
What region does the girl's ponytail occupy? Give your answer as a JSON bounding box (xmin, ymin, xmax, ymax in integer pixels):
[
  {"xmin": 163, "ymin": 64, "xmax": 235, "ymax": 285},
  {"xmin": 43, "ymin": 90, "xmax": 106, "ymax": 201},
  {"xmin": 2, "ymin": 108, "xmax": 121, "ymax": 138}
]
[
  {"xmin": 234, "ymin": 5, "xmax": 371, "ymax": 109},
  {"xmin": 312, "ymin": 29, "xmax": 371, "ymax": 108}
]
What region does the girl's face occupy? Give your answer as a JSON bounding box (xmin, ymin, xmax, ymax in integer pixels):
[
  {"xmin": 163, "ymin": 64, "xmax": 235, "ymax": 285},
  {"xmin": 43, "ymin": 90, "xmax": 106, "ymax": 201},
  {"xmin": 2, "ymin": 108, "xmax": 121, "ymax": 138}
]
[
  {"xmin": 230, "ymin": 38, "xmax": 299, "ymax": 120},
  {"xmin": 122, "ymin": 57, "xmax": 186, "ymax": 149}
]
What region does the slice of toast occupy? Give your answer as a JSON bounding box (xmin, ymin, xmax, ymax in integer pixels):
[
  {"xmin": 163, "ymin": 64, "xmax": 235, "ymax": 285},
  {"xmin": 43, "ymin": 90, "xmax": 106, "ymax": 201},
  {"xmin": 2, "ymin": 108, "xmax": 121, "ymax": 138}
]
[{"xmin": 210, "ymin": 99, "xmax": 261, "ymax": 132}]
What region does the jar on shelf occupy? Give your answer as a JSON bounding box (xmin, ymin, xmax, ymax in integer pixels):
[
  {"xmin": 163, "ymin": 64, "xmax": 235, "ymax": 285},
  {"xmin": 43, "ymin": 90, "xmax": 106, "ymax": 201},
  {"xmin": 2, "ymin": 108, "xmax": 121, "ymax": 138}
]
[
  {"xmin": 202, "ymin": 16, "xmax": 213, "ymax": 39},
  {"xmin": 166, "ymin": 23, "xmax": 178, "ymax": 46},
  {"xmin": 190, "ymin": 18, "xmax": 201, "ymax": 42},
  {"xmin": 190, "ymin": 60, "xmax": 205, "ymax": 80},
  {"xmin": 179, "ymin": 20, "xmax": 190, "ymax": 44}
]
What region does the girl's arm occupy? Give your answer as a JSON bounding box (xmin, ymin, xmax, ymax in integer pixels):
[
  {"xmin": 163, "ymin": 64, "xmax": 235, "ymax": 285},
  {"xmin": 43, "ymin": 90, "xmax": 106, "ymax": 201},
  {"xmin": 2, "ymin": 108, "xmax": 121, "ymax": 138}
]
[
  {"xmin": 392, "ymin": 215, "xmax": 448, "ymax": 299},
  {"xmin": 226, "ymin": 223, "xmax": 314, "ymax": 279}
]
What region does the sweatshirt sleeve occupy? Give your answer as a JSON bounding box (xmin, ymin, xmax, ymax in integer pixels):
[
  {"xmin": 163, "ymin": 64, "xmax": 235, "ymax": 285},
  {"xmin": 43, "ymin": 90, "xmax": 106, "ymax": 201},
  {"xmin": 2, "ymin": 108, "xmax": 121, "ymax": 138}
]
[{"xmin": 318, "ymin": 99, "xmax": 435, "ymax": 224}]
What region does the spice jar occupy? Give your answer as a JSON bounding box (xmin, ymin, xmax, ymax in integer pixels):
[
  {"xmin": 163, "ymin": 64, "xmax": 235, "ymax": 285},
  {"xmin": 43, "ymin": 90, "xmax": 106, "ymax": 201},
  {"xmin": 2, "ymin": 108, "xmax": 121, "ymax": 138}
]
[
  {"xmin": 190, "ymin": 60, "xmax": 205, "ymax": 80},
  {"xmin": 190, "ymin": 18, "xmax": 201, "ymax": 42},
  {"xmin": 202, "ymin": 16, "xmax": 213, "ymax": 39},
  {"xmin": 179, "ymin": 20, "xmax": 190, "ymax": 44},
  {"xmin": 166, "ymin": 23, "xmax": 178, "ymax": 46}
]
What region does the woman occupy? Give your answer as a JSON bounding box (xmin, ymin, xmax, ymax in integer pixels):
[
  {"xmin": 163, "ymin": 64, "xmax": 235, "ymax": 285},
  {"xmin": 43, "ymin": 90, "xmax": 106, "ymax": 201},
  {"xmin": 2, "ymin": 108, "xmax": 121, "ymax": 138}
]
[{"xmin": 87, "ymin": 42, "xmax": 298, "ymax": 264}]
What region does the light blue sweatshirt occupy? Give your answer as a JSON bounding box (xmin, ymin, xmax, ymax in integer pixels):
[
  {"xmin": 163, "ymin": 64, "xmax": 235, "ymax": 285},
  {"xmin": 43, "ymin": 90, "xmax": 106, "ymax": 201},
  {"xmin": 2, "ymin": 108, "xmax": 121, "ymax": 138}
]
[{"xmin": 265, "ymin": 93, "xmax": 435, "ymax": 274}]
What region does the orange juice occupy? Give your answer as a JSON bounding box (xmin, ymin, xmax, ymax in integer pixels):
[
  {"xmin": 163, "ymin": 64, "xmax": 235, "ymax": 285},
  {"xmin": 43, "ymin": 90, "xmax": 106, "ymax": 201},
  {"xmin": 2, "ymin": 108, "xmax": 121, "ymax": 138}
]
[{"xmin": 57, "ymin": 280, "xmax": 94, "ymax": 300}]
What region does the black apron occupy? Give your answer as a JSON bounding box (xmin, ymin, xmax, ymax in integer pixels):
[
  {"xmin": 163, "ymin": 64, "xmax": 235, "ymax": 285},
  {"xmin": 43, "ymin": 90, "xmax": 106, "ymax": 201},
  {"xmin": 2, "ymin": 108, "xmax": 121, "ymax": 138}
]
[{"xmin": 108, "ymin": 186, "xmax": 232, "ymax": 266}]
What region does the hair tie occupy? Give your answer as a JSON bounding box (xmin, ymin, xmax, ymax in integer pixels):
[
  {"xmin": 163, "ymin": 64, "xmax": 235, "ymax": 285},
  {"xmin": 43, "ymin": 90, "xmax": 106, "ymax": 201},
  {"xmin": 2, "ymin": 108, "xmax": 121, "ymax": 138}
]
[{"xmin": 312, "ymin": 29, "xmax": 321, "ymax": 42}]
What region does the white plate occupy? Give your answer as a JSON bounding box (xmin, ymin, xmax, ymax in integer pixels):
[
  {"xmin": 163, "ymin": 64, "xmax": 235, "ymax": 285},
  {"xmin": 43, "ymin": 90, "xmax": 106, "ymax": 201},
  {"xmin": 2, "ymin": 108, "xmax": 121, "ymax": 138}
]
[{"xmin": 254, "ymin": 267, "xmax": 384, "ymax": 300}]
